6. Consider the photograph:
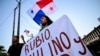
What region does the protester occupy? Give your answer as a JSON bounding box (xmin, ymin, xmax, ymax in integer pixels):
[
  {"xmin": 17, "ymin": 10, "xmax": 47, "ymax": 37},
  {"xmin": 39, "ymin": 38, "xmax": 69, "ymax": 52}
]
[
  {"xmin": 40, "ymin": 16, "xmax": 53, "ymax": 31},
  {"xmin": 7, "ymin": 36, "xmax": 24, "ymax": 56}
]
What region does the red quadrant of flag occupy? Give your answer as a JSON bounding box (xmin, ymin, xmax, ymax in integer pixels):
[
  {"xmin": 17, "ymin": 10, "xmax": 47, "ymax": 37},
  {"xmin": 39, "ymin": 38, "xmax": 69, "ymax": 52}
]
[{"xmin": 36, "ymin": 0, "xmax": 53, "ymax": 8}]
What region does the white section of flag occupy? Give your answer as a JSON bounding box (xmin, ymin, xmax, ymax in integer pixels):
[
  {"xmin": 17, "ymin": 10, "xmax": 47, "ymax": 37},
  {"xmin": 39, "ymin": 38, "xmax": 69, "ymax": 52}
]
[
  {"xmin": 42, "ymin": 2, "xmax": 57, "ymax": 15},
  {"xmin": 27, "ymin": 4, "xmax": 40, "ymax": 18}
]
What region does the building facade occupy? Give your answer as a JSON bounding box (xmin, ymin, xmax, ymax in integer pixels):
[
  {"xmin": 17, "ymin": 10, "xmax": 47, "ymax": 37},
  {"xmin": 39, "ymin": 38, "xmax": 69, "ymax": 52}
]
[{"xmin": 82, "ymin": 25, "xmax": 100, "ymax": 56}]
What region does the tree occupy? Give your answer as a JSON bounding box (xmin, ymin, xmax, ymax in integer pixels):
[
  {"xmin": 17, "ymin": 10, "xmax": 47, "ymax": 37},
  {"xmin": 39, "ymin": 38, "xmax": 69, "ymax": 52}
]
[{"xmin": 0, "ymin": 45, "xmax": 6, "ymax": 56}]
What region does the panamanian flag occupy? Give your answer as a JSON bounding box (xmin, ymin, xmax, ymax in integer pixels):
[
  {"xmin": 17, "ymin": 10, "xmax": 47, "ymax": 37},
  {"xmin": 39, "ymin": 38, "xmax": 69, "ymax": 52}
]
[{"xmin": 27, "ymin": 0, "xmax": 57, "ymax": 25}]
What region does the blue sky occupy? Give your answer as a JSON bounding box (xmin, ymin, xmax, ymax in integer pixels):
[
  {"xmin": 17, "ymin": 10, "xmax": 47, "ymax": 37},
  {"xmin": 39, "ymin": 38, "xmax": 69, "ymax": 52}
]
[{"xmin": 0, "ymin": 0, "xmax": 100, "ymax": 51}]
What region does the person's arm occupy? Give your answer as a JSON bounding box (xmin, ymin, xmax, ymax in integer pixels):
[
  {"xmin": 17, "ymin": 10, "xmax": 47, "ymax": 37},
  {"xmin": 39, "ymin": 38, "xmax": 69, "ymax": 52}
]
[{"xmin": 21, "ymin": 35, "xmax": 26, "ymax": 44}]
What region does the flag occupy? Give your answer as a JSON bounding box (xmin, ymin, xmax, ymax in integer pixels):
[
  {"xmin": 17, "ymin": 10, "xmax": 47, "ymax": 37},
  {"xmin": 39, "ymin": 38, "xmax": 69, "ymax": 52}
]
[
  {"xmin": 27, "ymin": 0, "xmax": 57, "ymax": 25},
  {"xmin": 36, "ymin": 0, "xmax": 53, "ymax": 8},
  {"xmin": 24, "ymin": 29, "xmax": 30, "ymax": 35},
  {"xmin": 24, "ymin": 29, "xmax": 33, "ymax": 37}
]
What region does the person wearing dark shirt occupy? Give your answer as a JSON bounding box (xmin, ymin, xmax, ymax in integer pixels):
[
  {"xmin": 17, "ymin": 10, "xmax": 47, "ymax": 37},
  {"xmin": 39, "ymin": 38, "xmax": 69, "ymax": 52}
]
[
  {"xmin": 40, "ymin": 16, "xmax": 53, "ymax": 31},
  {"xmin": 7, "ymin": 36, "xmax": 24, "ymax": 56}
]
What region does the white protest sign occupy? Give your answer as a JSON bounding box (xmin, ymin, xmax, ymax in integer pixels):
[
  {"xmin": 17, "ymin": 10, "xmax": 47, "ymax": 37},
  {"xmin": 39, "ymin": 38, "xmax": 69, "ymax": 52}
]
[{"xmin": 20, "ymin": 15, "xmax": 92, "ymax": 56}]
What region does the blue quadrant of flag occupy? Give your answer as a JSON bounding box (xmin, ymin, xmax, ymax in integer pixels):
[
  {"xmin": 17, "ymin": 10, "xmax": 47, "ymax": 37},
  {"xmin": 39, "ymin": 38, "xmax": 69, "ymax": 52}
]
[{"xmin": 32, "ymin": 10, "xmax": 46, "ymax": 25}]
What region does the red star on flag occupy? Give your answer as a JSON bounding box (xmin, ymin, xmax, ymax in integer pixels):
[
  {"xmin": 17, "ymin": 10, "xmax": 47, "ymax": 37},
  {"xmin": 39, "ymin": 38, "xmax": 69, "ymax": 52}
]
[
  {"xmin": 41, "ymin": 2, "xmax": 57, "ymax": 15},
  {"xmin": 50, "ymin": 7, "xmax": 53, "ymax": 11}
]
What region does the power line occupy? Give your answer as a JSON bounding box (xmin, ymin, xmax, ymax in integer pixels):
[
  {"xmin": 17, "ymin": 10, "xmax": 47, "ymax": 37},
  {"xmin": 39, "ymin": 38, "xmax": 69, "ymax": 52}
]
[
  {"xmin": 0, "ymin": 10, "xmax": 13, "ymax": 28},
  {"xmin": 0, "ymin": 0, "xmax": 34, "ymax": 28},
  {"xmin": 21, "ymin": 0, "xmax": 28, "ymax": 4},
  {"xmin": 21, "ymin": 14, "xmax": 40, "ymax": 30},
  {"xmin": 21, "ymin": 0, "xmax": 34, "ymax": 6}
]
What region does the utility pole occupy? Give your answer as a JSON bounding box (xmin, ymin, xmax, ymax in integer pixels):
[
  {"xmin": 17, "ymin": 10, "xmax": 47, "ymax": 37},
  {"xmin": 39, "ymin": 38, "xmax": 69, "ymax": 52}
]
[
  {"xmin": 16, "ymin": 0, "xmax": 21, "ymax": 41},
  {"xmin": 12, "ymin": 6, "xmax": 17, "ymax": 44},
  {"xmin": 12, "ymin": 0, "xmax": 21, "ymax": 44}
]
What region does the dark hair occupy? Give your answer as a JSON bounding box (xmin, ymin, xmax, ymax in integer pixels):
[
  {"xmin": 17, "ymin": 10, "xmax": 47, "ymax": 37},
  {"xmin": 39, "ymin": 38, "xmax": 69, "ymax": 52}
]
[
  {"xmin": 40, "ymin": 16, "xmax": 53, "ymax": 31},
  {"xmin": 12, "ymin": 36, "xmax": 19, "ymax": 44},
  {"xmin": 13, "ymin": 36, "xmax": 19, "ymax": 39},
  {"xmin": 42, "ymin": 16, "xmax": 53, "ymax": 25}
]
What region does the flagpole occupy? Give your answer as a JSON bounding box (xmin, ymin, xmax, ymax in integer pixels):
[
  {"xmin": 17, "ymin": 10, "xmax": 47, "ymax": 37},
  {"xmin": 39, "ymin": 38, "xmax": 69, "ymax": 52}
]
[{"xmin": 17, "ymin": 0, "xmax": 21, "ymax": 42}]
